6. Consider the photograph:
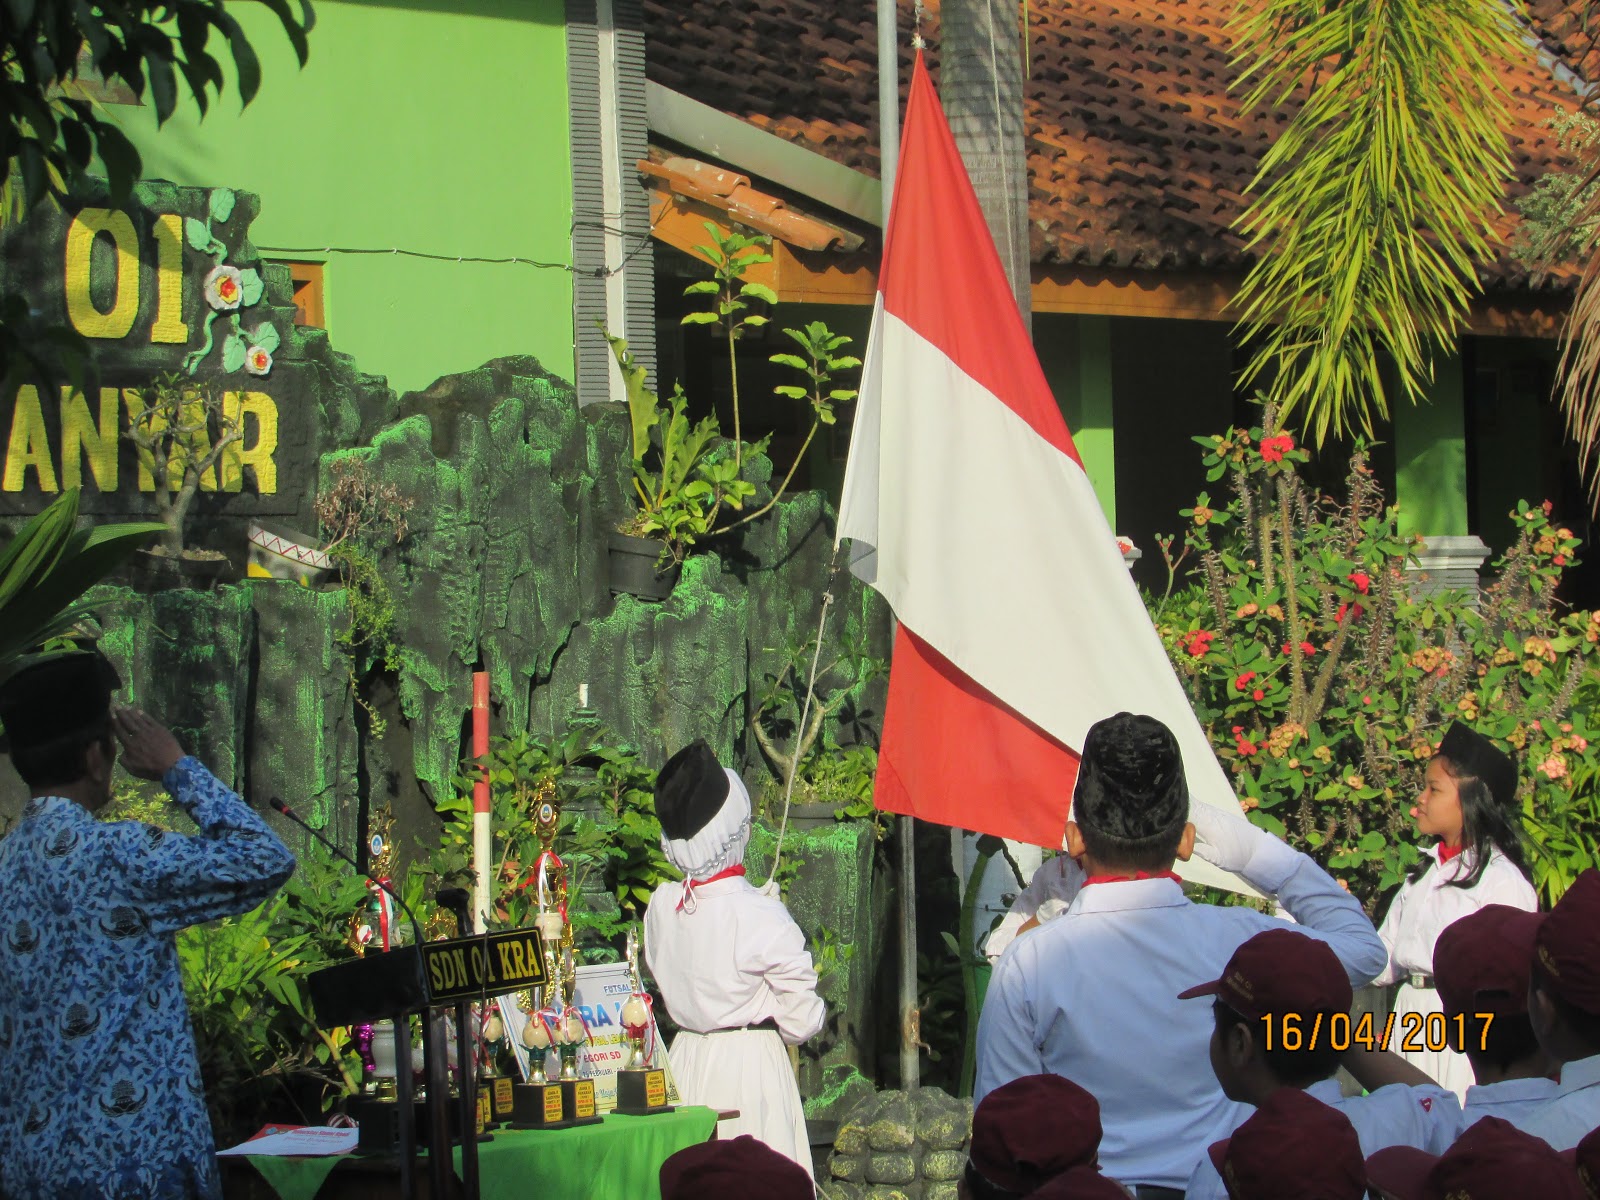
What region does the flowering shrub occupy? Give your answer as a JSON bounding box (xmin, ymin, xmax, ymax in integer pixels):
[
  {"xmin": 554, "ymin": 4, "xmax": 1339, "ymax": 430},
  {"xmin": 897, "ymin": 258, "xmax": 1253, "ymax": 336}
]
[{"xmin": 1151, "ymin": 409, "xmax": 1600, "ymax": 908}]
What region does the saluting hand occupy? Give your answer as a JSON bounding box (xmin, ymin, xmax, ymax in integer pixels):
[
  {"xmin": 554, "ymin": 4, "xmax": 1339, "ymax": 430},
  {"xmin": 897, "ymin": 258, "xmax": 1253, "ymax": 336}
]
[{"xmin": 113, "ymin": 707, "xmax": 185, "ymax": 781}]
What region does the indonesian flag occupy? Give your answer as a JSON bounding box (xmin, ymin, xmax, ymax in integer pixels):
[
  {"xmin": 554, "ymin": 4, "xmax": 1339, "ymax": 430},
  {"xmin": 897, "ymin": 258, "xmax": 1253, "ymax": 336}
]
[{"xmin": 837, "ymin": 53, "xmax": 1245, "ymax": 891}]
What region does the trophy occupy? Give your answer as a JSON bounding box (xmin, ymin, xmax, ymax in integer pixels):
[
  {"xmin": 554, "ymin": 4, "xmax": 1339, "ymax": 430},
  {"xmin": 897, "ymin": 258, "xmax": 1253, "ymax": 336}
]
[
  {"xmin": 614, "ymin": 926, "xmax": 673, "ymax": 1116},
  {"xmin": 479, "ymin": 1006, "xmax": 515, "ymax": 1125}
]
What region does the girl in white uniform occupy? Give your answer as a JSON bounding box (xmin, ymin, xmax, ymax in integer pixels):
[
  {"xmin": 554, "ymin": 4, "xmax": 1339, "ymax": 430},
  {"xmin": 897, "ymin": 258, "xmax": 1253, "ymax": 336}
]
[
  {"xmin": 1374, "ymin": 721, "xmax": 1537, "ymax": 1099},
  {"xmin": 644, "ymin": 740, "xmax": 824, "ymax": 1178}
]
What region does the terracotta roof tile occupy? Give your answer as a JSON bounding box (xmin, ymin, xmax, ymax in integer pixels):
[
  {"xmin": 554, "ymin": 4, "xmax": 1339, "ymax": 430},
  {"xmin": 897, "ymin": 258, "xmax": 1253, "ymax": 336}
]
[{"xmin": 643, "ymin": 0, "xmax": 1591, "ymax": 285}]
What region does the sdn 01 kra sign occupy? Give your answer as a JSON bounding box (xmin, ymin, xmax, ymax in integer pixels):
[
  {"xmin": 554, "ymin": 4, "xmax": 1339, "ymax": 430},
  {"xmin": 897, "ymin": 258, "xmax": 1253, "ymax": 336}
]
[{"xmin": 0, "ymin": 182, "xmax": 315, "ymax": 517}]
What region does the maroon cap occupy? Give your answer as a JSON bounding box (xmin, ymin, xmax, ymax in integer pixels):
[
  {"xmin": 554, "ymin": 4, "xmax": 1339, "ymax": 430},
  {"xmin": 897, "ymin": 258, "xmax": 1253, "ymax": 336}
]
[
  {"xmin": 1536, "ymin": 869, "xmax": 1600, "ymax": 1016},
  {"xmin": 1567, "ymin": 1125, "xmax": 1600, "ymax": 1199},
  {"xmin": 1366, "ymin": 1116, "xmax": 1584, "ymax": 1200},
  {"xmin": 969, "ymin": 1073, "xmax": 1102, "ymax": 1193},
  {"xmin": 658, "ymin": 1135, "xmax": 813, "ymax": 1200},
  {"xmin": 1434, "ymin": 904, "xmax": 1545, "ymax": 1018},
  {"xmin": 1179, "ymin": 928, "xmax": 1353, "ymax": 1020},
  {"xmin": 1206, "ymin": 1087, "xmax": 1366, "ymax": 1200},
  {"xmin": 1030, "ymin": 1165, "xmax": 1132, "ymax": 1199}
]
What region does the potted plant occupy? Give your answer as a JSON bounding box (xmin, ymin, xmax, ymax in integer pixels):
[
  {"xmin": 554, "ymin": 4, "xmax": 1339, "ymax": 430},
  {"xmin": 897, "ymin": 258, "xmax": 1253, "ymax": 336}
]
[
  {"xmin": 604, "ymin": 225, "xmax": 860, "ymax": 599},
  {"xmin": 121, "ymin": 371, "xmax": 244, "ymax": 588}
]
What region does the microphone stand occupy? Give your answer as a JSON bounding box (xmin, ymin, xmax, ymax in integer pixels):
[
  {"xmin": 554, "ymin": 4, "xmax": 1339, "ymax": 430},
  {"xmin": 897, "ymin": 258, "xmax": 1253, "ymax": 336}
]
[{"xmin": 269, "ymin": 799, "xmax": 433, "ymax": 1200}]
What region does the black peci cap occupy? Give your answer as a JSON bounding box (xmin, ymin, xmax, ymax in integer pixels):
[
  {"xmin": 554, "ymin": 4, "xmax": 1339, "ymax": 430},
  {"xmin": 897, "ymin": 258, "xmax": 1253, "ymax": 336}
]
[
  {"xmin": 653, "ymin": 738, "xmax": 730, "ymax": 841},
  {"xmin": 0, "ymin": 648, "xmax": 122, "ymax": 751},
  {"xmin": 1437, "ymin": 721, "xmax": 1519, "ymax": 811},
  {"xmin": 1073, "ymin": 712, "xmax": 1189, "ymax": 841}
]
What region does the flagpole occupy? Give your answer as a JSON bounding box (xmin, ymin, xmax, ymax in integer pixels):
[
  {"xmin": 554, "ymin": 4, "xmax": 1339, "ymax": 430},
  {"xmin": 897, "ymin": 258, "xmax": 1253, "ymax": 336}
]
[{"xmin": 877, "ymin": 0, "xmax": 920, "ymax": 1095}]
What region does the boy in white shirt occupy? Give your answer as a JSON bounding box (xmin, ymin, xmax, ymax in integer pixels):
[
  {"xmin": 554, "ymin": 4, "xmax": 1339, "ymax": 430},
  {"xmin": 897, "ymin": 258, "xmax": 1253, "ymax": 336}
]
[
  {"xmin": 1522, "ymin": 868, "xmax": 1600, "ymax": 1150},
  {"xmin": 1181, "ymin": 928, "xmax": 1459, "ymax": 1200}
]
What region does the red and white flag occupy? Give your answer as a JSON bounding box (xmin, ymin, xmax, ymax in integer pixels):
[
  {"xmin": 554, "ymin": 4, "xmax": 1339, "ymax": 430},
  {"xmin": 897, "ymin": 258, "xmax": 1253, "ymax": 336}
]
[{"xmin": 837, "ymin": 53, "xmax": 1244, "ymax": 889}]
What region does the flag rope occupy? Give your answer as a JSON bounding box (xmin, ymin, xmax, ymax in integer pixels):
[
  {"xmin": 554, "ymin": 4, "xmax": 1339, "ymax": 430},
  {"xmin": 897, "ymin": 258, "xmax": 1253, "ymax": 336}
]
[{"xmin": 764, "ymin": 574, "xmax": 838, "ymax": 890}]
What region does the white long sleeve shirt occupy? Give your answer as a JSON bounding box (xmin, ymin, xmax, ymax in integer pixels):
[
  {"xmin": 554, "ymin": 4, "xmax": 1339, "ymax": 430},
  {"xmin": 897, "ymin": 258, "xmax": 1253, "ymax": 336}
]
[
  {"xmin": 984, "ymin": 853, "xmax": 1087, "ymax": 962},
  {"xmin": 1374, "ymin": 845, "xmax": 1537, "ymax": 985},
  {"xmin": 643, "ymin": 875, "xmax": 824, "ymax": 1045},
  {"xmin": 974, "ymin": 838, "xmax": 1386, "ymax": 1190},
  {"xmin": 1186, "ymin": 1079, "xmax": 1461, "ymax": 1199},
  {"xmin": 1517, "ymin": 1056, "xmax": 1600, "ymax": 1151}
]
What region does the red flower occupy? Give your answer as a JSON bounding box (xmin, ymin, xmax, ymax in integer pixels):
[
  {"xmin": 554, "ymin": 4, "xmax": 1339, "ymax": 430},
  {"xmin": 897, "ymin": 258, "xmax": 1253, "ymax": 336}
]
[
  {"xmin": 1233, "ymin": 728, "xmax": 1260, "ymax": 756},
  {"xmin": 1362, "ymin": 695, "xmax": 1373, "ymax": 706},
  {"xmin": 1260, "ymin": 434, "xmax": 1295, "ymax": 463},
  {"xmin": 1234, "ymin": 671, "xmax": 1256, "ymax": 691},
  {"xmin": 1181, "ymin": 630, "xmax": 1214, "ymax": 657},
  {"xmin": 1282, "ymin": 641, "xmax": 1317, "ymax": 656},
  {"xmin": 1251, "ymin": 688, "xmax": 1265, "ymax": 702},
  {"xmin": 1556, "ymin": 555, "xmax": 1568, "ymax": 567},
  {"xmin": 1543, "ymin": 500, "xmax": 1554, "ymax": 516},
  {"xmin": 1336, "ymin": 602, "xmax": 1365, "ymax": 624},
  {"xmin": 1348, "ymin": 571, "xmax": 1371, "ymax": 594}
]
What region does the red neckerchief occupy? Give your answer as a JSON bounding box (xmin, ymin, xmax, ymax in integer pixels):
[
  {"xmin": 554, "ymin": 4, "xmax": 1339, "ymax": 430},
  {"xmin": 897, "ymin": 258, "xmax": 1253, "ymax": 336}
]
[
  {"xmin": 1437, "ymin": 842, "xmax": 1464, "ymax": 864},
  {"xmin": 677, "ymin": 864, "xmax": 746, "ymax": 911},
  {"xmin": 1081, "ymin": 870, "xmax": 1182, "ymax": 888}
]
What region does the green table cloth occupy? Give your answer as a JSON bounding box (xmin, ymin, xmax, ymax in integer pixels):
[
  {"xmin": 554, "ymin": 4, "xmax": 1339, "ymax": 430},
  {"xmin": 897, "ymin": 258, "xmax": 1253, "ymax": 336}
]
[{"xmin": 242, "ymin": 1106, "xmax": 719, "ymax": 1200}]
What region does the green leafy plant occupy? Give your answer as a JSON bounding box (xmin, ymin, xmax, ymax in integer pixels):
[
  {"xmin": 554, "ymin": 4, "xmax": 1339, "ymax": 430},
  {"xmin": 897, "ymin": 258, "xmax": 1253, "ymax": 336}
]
[
  {"xmin": 680, "ymin": 223, "xmax": 775, "ymax": 471},
  {"xmin": 606, "ymin": 224, "xmax": 860, "ymax": 568},
  {"xmin": 1151, "ymin": 405, "xmax": 1600, "ymax": 907},
  {"xmin": 1512, "ymin": 111, "xmax": 1600, "ymax": 275},
  {"xmin": 0, "ymin": 487, "xmax": 162, "ymax": 676}
]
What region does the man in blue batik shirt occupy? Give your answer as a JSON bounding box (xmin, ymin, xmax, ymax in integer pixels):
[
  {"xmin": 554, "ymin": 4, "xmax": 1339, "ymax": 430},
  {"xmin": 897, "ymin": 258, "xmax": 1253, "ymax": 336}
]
[{"xmin": 0, "ymin": 650, "xmax": 296, "ymax": 1199}]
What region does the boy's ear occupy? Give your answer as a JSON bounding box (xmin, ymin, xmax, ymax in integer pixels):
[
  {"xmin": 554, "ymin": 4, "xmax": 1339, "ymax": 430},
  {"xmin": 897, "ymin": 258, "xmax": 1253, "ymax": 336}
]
[
  {"xmin": 1176, "ymin": 821, "xmax": 1196, "ymax": 863},
  {"xmin": 1064, "ymin": 821, "xmax": 1087, "ymax": 860},
  {"xmin": 1225, "ymin": 1018, "xmax": 1256, "ymax": 1068}
]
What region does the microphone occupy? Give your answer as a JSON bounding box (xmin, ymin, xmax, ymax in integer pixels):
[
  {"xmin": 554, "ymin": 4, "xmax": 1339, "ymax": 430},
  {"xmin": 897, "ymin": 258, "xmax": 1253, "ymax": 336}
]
[{"xmin": 270, "ymin": 797, "xmax": 425, "ymax": 948}]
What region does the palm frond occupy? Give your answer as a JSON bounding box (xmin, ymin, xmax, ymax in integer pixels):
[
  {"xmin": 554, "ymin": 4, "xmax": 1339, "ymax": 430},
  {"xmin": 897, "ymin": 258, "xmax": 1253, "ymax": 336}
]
[
  {"xmin": 1556, "ymin": 166, "xmax": 1600, "ymax": 512},
  {"xmin": 1229, "ymin": 0, "xmax": 1521, "ymax": 445}
]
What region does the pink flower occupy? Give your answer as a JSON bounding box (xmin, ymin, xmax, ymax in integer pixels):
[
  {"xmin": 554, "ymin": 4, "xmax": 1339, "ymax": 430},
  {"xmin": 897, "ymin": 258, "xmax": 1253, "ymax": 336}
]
[{"xmin": 1538, "ymin": 755, "xmax": 1568, "ymax": 781}]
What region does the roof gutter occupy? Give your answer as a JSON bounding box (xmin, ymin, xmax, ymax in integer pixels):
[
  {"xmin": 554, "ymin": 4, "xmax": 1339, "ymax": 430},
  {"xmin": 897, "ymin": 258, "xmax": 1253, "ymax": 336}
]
[{"xmin": 645, "ymin": 81, "xmax": 884, "ymax": 227}]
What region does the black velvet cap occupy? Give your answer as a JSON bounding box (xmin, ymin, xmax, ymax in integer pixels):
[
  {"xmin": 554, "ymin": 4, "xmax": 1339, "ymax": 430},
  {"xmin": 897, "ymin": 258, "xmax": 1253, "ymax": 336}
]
[
  {"xmin": 0, "ymin": 649, "xmax": 121, "ymax": 750},
  {"xmin": 654, "ymin": 738, "xmax": 729, "ymax": 841},
  {"xmin": 1073, "ymin": 712, "xmax": 1189, "ymax": 841},
  {"xmin": 1438, "ymin": 721, "xmax": 1518, "ymax": 810}
]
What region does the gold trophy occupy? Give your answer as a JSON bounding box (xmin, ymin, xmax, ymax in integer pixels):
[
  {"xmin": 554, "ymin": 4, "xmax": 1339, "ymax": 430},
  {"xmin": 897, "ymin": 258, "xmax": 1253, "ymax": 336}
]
[{"xmin": 614, "ymin": 925, "xmax": 672, "ymax": 1115}]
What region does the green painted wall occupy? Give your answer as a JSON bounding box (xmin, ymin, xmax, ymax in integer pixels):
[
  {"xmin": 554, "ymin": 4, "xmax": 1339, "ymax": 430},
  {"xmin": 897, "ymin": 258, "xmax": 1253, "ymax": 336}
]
[
  {"xmin": 1394, "ymin": 352, "xmax": 1471, "ymax": 539},
  {"xmin": 1036, "ymin": 313, "xmax": 1116, "ymax": 527},
  {"xmin": 118, "ymin": 0, "xmax": 574, "ymax": 395}
]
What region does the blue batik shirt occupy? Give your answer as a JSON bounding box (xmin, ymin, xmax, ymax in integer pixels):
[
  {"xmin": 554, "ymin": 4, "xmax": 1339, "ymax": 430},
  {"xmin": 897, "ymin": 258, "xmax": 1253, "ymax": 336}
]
[{"xmin": 0, "ymin": 756, "xmax": 296, "ymax": 1199}]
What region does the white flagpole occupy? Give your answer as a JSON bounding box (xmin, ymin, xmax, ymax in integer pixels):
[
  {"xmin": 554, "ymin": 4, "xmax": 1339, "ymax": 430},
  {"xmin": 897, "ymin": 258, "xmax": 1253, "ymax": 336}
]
[{"xmin": 877, "ymin": 0, "xmax": 920, "ymax": 1095}]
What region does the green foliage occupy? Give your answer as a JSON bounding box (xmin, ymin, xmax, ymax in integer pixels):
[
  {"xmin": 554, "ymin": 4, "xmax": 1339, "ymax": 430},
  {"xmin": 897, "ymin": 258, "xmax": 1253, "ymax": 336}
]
[
  {"xmin": 0, "ymin": 0, "xmax": 314, "ymax": 211},
  {"xmin": 123, "ymin": 372, "xmax": 243, "ymax": 554},
  {"xmin": 1151, "ymin": 406, "xmax": 1600, "ymax": 907},
  {"xmin": 434, "ymin": 726, "xmax": 674, "ymax": 952},
  {"xmin": 1228, "ymin": 0, "xmax": 1520, "ymax": 445},
  {"xmin": 176, "ymin": 857, "xmax": 367, "ymax": 1144},
  {"xmin": 605, "ymin": 224, "xmax": 861, "ymax": 566},
  {"xmin": 1512, "ymin": 111, "xmax": 1600, "ymax": 274},
  {"xmin": 0, "ymin": 487, "xmax": 162, "ymax": 677}
]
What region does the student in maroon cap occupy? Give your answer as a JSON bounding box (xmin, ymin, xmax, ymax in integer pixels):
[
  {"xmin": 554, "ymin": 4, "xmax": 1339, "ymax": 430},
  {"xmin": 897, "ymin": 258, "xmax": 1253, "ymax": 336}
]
[
  {"xmin": 1179, "ymin": 928, "xmax": 1458, "ymax": 1200},
  {"xmin": 659, "ymin": 1134, "xmax": 814, "ymax": 1200},
  {"xmin": 1365, "ymin": 1115, "xmax": 1585, "ymax": 1200},
  {"xmin": 1027, "ymin": 1168, "xmax": 1134, "ymax": 1199},
  {"xmin": 1562, "ymin": 1124, "xmax": 1600, "ymax": 1198},
  {"xmin": 1523, "ymin": 868, "xmax": 1600, "ymax": 1149},
  {"xmin": 1436, "ymin": 904, "xmax": 1556, "ymax": 1127},
  {"xmin": 960, "ymin": 1074, "xmax": 1109, "ymax": 1198},
  {"xmin": 1204, "ymin": 1086, "xmax": 1367, "ymax": 1200}
]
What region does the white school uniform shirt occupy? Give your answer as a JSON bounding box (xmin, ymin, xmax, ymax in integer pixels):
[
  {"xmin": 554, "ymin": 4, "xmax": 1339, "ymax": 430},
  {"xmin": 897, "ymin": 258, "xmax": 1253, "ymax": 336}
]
[
  {"xmin": 643, "ymin": 875, "xmax": 824, "ymax": 1043},
  {"xmin": 975, "ymin": 839, "xmax": 1387, "ymax": 1191},
  {"xmin": 1458, "ymin": 1075, "xmax": 1561, "ymax": 1132},
  {"xmin": 1185, "ymin": 1079, "xmax": 1462, "ymax": 1200},
  {"xmin": 1516, "ymin": 1056, "xmax": 1600, "ymax": 1151},
  {"xmin": 1375, "ymin": 845, "xmax": 1538, "ymax": 986},
  {"xmin": 984, "ymin": 854, "xmax": 1087, "ymax": 962}
]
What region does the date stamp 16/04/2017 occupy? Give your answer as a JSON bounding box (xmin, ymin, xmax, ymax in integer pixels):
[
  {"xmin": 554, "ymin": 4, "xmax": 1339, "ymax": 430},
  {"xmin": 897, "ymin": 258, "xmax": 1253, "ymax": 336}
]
[{"xmin": 1258, "ymin": 1011, "xmax": 1496, "ymax": 1054}]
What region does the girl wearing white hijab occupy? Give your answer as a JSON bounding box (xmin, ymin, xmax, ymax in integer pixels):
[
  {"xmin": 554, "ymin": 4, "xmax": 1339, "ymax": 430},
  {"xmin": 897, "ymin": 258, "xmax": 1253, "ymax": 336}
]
[{"xmin": 643, "ymin": 740, "xmax": 824, "ymax": 1177}]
